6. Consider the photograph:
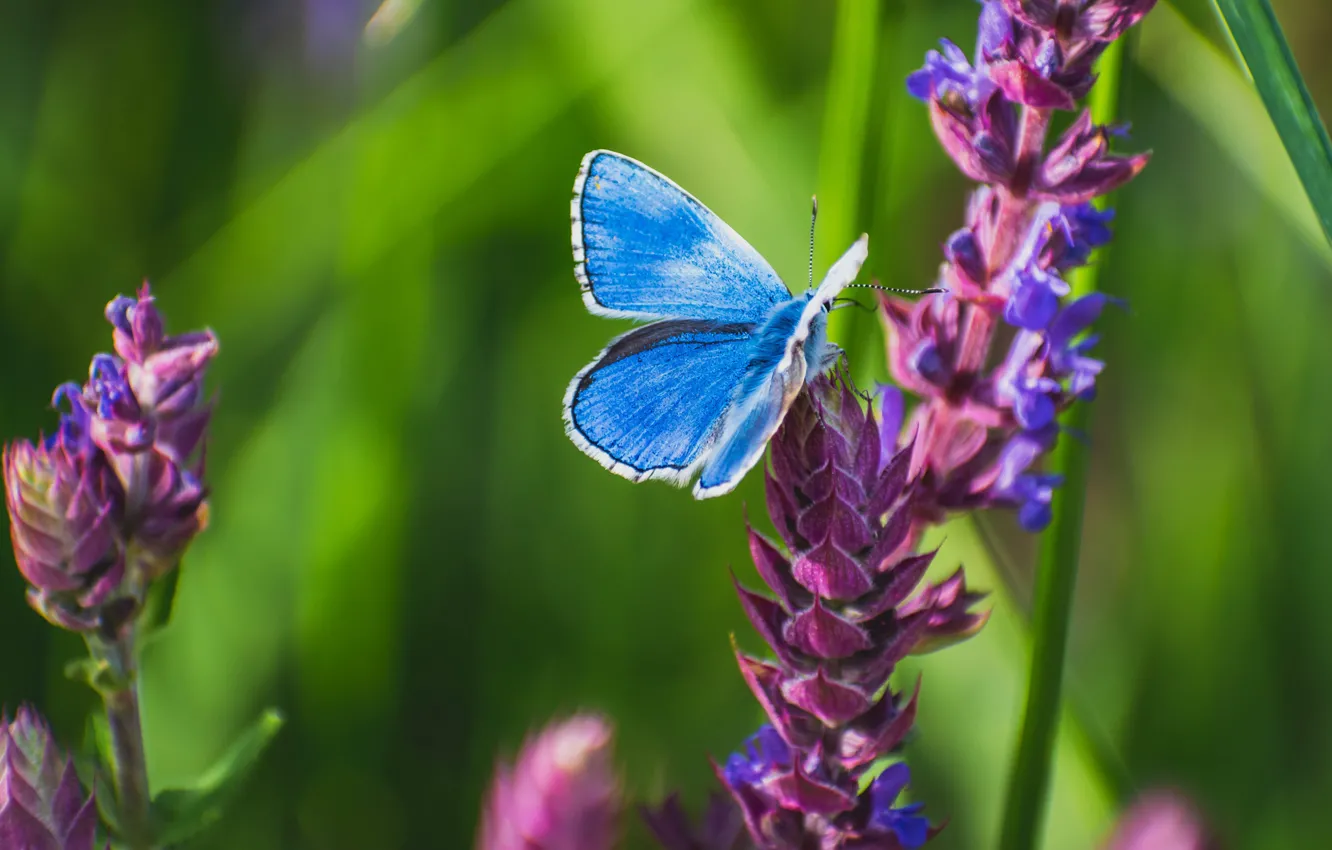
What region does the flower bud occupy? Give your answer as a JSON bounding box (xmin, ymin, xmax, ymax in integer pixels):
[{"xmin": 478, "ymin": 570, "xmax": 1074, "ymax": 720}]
[{"xmin": 4, "ymin": 414, "xmax": 120, "ymax": 632}]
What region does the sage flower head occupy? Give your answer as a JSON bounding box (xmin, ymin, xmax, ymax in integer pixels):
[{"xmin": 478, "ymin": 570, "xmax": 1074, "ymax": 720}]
[
  {"xmin": 3, "ymin": 285, "xmax": 216, "ymax": 632},
  {"xmin": 0, "ymin": 707, "xmax": 103, "ymax": 850},
  {"xmin": 881, "ymin": 134, "xmax": 1136, "ymax": 531},
  {"xmin": 722, "ymin": 378, "xmax": 984, "ymax": 847},
  {"xmin": 477, "ymin": 714, "xmax": 620, "ymax": 850}
]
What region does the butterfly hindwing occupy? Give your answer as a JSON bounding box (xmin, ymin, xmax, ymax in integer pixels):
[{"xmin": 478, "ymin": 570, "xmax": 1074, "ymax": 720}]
[
  {"xmin": 573, "ymin": 151, "xmax": 792, "ymax": 323},
  {"xmin": 564, "ymin": 320, "xmax": 759, "ymax": 482},
  {"xmin": 695, "ymin": 358, "xmax": 804, "ymax": 498},
  {"xmin": 693, "ymin": 300, "xmax": 811, "ymax": 497},
  {"xmin": 691, "ymin": 235, "xmax": 869, "ymax": 497}
]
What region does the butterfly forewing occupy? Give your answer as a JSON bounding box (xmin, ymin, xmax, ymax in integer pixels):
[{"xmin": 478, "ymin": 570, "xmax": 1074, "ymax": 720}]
[{"xmin": 574, "ymin": 151, "xmax": 792, "ymax": 323}]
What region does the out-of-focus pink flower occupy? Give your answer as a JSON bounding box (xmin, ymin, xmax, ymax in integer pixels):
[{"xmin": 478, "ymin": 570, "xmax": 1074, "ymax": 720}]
[
  {"xmin": 476, "ymin": 714, "xmax": 620, "ymax": 850},
  {"xmin": 1102, "ymin": 791, "xmax": 1218, "ymax": 850}
]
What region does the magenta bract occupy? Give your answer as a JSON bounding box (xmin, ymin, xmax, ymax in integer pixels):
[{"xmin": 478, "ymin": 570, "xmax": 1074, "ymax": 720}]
[{"xmin": 0, "ymin": 707, "xmax": 104, "ymax": 850}]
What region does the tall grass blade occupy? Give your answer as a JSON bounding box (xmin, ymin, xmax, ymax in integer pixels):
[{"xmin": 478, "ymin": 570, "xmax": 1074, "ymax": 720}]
[{"xmin": 1210, "ymin": 0, "xmax": 1332, "ymax": 248}]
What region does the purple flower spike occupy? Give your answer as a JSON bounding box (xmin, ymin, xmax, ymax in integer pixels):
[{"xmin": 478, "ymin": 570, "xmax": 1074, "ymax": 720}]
[
  {"xmin": 886, "ymin": 0, "xmax": 1152, "ymax": 534},
  {"xmin": 0, "ymin": 707, "xmax": 105, "ymax": 850},
  {"xmin": 4, "ymin": 284, "xmax": 217, "ymax": 633},
  {"xmin": 476, "ymin": 715, "xmax": 620, "ymax": 850},
  {"xmin": 716, "ymin": 379, "xmax": 984, "ymax": 849}
]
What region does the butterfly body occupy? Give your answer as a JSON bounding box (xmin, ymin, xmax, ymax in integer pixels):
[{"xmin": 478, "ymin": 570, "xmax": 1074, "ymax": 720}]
[{"xmin": 564, "ymin": 150, "xmax": 868, "ymax": 498}]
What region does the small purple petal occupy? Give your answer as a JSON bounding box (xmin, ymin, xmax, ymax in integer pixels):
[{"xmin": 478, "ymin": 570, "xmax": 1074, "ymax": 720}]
[
  {"xmin": 1005, "ymin": 271, "xmax": 1062, "ymax": 330},
  {"xmin": 868, "ymin": 763, "xmax": 931, "ymax": 849},
  {"xmin": 1019, "ymin": 498, "xmax": 1053, "ymax": 531},
  {"xmin": 977, "ymin": 0, "xmax": 1014, "ymax": 56}
]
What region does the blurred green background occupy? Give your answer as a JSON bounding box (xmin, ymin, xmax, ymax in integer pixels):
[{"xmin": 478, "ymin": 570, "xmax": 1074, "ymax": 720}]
[{"xmin": 0, "ymin": 0, "xmax": 1329, "ymax": 847}]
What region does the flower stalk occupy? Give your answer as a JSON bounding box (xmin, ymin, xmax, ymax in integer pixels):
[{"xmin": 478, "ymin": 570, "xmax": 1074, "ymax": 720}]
[{"xmin": 87, "ymin": 633, "xmax": 151, "ymax": 850}]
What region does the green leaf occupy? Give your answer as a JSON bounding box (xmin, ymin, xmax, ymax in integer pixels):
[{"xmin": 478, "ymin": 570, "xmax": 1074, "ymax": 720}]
[
  {"xmin": 1210, "ymin": 0, "xmax": 1332, "ymax": 248},
  {"xmin": 74, "ymin": 712, "xmax": 122, "ymax": 836},
  {"xmin": 149, "ymin": 708, "xmax": 285, "ymax": 845},
  {"xmin": 818, "ymin": 0, "xmax": 882, "ymax": 376},
  {"xmin": 139, "ymin": 568, "xmax": 181, "ymax": 638},
  {"xmin": 64, "ymin": 656, "xmax": 122, "ymax": 696}
]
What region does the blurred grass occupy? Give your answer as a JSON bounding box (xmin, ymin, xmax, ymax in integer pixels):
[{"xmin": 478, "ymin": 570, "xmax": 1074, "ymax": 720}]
[{"xmin": 0, "ymin": 1, "xmax": 1328, "ymax": 848}]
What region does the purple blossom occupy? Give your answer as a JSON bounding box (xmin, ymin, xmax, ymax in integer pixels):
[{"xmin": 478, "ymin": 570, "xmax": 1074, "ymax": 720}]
[
  {"xmin": 643, "ymin": 3, "xmax": 1155, "ymax": 845},
  {"xmin": 908, "ymin": 1, "xmax": 1012, "ymax": 108},
  {"xmin": 993, "ymin": 431, "xmax": 1063, "ymax": 532},
  {"xmin": 1051, "ymin": 203, "xmax": 1114, "ymax": 268},
  {"xmin": 1005, "ymin": 265, "xmax": 1068, "ymax": 330},
  {"xmin": 867, "ymin": 764, "xmax": 930, "ymax": 849},
  {"xmin": 3, "ymin": 284, "xmax": 216, "ymax": 633},
  {"xmin": 723, "ymin": 727, "xmax": 791, "ymax": 789}
]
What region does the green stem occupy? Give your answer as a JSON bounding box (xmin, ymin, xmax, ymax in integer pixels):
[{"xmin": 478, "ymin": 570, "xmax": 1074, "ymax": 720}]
[
  {"xmin": 997, "ymin": 37, "xmax": 1126, "ymax": 850},
  {"xmin": 89, "ymin": 631, "xmax": 154, "ymax": 850},
  {"xmin": 816, "ymin": 0, "xmax": 881, "ymax": 267},
  {"xmin": 818, "ymin": 0, "xmax": 882, "ymax": 366}
]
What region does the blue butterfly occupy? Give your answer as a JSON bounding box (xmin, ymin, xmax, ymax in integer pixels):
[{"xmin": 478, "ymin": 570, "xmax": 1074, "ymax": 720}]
[{"xmin": 563, "ymin": 150, "xmax": 869, "ymax": 499}]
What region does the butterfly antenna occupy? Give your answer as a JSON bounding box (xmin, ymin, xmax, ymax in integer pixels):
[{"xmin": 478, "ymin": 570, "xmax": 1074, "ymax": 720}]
[
  {"xmin": 844, "ymin": 283, "xmax": 947, "ymax": 296},
  {"xmin": 808, "ymin": 195, "xmax": 818, "ymax": 291}
]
